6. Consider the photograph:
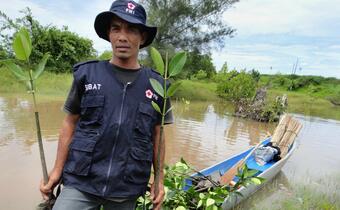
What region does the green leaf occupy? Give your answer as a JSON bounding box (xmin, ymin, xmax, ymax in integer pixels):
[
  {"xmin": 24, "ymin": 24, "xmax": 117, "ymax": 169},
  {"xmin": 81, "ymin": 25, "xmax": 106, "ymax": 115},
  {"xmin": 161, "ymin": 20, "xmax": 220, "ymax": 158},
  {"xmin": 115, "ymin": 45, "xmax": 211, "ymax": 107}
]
[
  {"xmin": 175, "ymin": 162, "xmax": 188, "ymax": 170},
  {"xmin": 150, "ymin": 47, "xmax": 164, "ymax": 76},
  {"xmin": 199, "ymin": 193, "xmax": 205, "ymax": 199},
  {"xmin": 151, "ymin": 101, "xmax": 161, "ymax": 114},
  {"xmin": 33, "ymin": 53, "xmax": 50, "ymax": 79},
  {"xmin": 2, "ymin": 60, "xmax": 28, "ymax": 81},
  {"xmin": 245, "ymin": 169, "xmax": 258, "ymax": 178},
  {"xmin": 167, "ymin": 81, "xmax": 182, "ymax": 97},
  {"xmin": 197, "ymin": 200, "xmax": 203, "ymax": 208},
  {"xmin": 175, "ymin": 206, "xmax": 186, "ymax": 210},
  {"xmin": 206, "ymin": 198, "xmax": 215, "ymax": 207},
  {"xmin": 149, "ymin": 78, "xmax": 164, "ymax": 98},
  {"xmin": 169, "ymin": 52, "xmax": 187, "ymax": 77},
  {"xmin": 13, "ymin": 27, "xmax": 32, "ymax": 61},
  {"xmin": 251, "ymin": 177, "xmax": 262, "ymax": 185}
]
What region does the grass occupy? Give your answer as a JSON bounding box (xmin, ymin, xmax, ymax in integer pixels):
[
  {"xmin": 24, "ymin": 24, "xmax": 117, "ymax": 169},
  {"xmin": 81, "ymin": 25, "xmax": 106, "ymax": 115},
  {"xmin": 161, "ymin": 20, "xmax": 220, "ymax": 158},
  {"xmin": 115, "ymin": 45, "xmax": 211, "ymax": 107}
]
[
  {"xmin": 173, "ymin": 79, "xmax": 218, "ymax": 101},
  {"xmin": 267, "ymin": 89, "xmax": 340, "ymax": 120},
  {"xmin": 0, "ymin": 67, "xmax": 72, "ymax": 101}
]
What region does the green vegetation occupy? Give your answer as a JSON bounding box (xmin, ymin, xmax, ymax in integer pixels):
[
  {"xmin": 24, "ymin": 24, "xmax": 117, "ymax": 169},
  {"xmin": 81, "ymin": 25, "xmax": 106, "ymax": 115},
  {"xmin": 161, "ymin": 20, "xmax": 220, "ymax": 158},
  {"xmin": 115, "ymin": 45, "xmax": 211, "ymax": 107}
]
[
  {"xmin": 261, "ymin": 74, "xmax": 340, "ymax": 120},
  {"xmin": 215, "ymin": 69, "xmax": 286, "ymax": 122},
  {"xmin": 173, "ymin": 80, "xmax": 218, "ymax": 101},
  {"xmin": 136, "ymin": 159, "xmax": 263, "ymax": 210},
  {"xmin": 0, "ymin": 8, "xmax": 96, "ymax": 73},
  {"xmin": 250, "ymin": 175, "xmax": 340, "ymax": 210},
  {"xmin": 149, "ymin": 47, "xmax": 187, "ymax": 201},
  {"xmin": 0, "ymin": 67, "xmax": 72, "ymax": 98},
  {"xmin": 216, "ymin": 70, "xmax": 256, "ymax": 103},
  {"xmin": 182, "ymin": 49, "xmax": 216, "ymax": 79},
  {"xmin": 0, "ymin": 67, "xmax": 340, "ymax": 120},
  {"xmin": 1, "ymin": 66, "xmax": 340, "ymax": 120},
  {"xmin": 2, "ymin": 26, "xmax": 57, "ymax": 208},
  {"xmin": 144, "ymin": 0, "xmax": 236, "ymax": 51}
]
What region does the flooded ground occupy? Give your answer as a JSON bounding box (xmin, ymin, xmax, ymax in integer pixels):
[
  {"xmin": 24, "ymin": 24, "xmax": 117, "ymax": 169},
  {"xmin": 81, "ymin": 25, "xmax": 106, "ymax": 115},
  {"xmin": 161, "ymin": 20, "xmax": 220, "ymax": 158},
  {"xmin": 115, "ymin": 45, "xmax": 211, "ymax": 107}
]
[{"xmin": 0, "ymin": 95, "xmax": 339, "ymax": 209}]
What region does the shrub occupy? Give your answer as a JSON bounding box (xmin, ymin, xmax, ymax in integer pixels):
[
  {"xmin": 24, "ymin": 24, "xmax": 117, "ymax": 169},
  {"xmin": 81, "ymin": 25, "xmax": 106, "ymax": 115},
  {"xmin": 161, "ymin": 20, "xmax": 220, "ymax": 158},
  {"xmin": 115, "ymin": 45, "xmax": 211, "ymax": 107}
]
[
  {"xmin": 250, "ymin": 69, "xmax": 260, "ymax": 82},
  {"xmin": 0, "ymin": 8, "xmax": 96, "ymax": 73},
  {"xmin": 191, "ymin": 69, "xmax": 208, "ymax": 80},
  {"xmin": 216, "ymin": 71, "xmax": 256, "ymax": 103}
]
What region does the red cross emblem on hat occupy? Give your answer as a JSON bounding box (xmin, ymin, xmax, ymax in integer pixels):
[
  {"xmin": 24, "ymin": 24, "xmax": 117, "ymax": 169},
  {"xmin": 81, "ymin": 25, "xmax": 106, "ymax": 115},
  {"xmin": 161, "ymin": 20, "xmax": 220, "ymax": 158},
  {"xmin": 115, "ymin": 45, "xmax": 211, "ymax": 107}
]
[
  {"xmin": 127, "ymin": 2, "xmax": 136, "ymax": 10},
  {"xmin": 145, "ymin": 89, "xmax": 153, "ymax": 99}
]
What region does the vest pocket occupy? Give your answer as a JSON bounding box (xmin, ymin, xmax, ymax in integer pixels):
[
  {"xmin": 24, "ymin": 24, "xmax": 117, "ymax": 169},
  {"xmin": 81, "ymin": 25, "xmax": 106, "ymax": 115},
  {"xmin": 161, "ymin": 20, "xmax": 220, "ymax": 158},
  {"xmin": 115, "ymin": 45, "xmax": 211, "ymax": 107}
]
[
  {"xmin": 135, "ymin": 103, "xmax": 156, "ymax": 138},
  {"xmin": 80, "ymin": 95, "xmax": 105, "ymax": 127},
  {"xmin": 124, "ymin": 147, "xmax": 152, "ymax": 185},
  {"xmin": 64, "ymin": 139, "xmax": 96, "ymax": 176}
]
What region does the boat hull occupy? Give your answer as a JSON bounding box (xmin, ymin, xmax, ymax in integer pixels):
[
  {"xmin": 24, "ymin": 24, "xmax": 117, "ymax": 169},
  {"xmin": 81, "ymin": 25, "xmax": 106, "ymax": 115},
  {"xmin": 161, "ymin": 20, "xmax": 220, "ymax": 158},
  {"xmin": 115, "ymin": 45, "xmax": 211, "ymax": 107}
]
[{"xmin": 222, "ymin": 140, "xmax": 296, "ymax": 209}]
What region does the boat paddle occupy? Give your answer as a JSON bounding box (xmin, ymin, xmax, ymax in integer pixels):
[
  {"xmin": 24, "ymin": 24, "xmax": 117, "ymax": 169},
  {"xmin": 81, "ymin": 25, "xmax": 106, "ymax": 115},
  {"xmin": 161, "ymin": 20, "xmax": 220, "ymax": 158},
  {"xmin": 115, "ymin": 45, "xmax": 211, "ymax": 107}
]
[{"xmin": 220, "ymin": 140, "xmax": 264, "ymax": 185}]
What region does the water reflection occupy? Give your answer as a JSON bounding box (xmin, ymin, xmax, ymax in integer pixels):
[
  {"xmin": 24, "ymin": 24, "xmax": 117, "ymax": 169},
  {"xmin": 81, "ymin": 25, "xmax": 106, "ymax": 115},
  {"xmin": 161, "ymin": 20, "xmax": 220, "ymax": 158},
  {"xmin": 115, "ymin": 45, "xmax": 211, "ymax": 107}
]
[
  {"xmin": 224, "ymin": 117, "xmax": 274, "ymax": 145},
  {"xmin": 0, "ymin": 95, "xmax": 64, "ymax": 153},
  {"xmin": 166, "ymin": 101, "xmax": 276, "ymax": 170}
]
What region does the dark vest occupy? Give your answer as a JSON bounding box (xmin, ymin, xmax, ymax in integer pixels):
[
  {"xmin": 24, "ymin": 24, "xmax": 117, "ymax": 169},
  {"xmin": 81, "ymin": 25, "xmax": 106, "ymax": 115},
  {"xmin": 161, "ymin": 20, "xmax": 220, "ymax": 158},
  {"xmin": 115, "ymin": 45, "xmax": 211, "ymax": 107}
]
[{"xmin": 62, "ymin": 60, "xmax": 165, "ymax": 198}]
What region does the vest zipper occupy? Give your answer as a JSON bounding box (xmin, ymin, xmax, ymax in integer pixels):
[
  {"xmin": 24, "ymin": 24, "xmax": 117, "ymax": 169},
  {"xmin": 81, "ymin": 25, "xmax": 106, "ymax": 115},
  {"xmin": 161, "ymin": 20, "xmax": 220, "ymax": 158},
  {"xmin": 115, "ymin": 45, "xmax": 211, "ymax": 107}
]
[{"xmin": 102, "ymin": 82, "xmax": 130, "ymax": 196}]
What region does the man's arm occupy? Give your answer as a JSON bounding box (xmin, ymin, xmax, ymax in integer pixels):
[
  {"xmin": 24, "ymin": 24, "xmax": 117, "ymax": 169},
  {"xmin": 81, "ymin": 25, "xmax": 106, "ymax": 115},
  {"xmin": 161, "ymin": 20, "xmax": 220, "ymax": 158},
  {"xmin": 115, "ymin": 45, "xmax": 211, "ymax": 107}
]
[
  {"xmin": 151, "ymin": 124, "xmax": 165, "ymax": 210},
  {"xmin": 39, "ymin": 113, "xmax": 79, "ymax": 200}
]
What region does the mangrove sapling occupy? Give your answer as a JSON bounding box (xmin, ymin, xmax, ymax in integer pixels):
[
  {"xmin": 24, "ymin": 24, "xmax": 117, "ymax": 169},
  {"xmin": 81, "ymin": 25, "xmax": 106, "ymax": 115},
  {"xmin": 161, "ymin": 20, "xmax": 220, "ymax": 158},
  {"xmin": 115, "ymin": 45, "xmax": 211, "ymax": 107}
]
[
  {"xmin": 136, "ymin": 159, "xmax": 264, "ymax": 209},
  {"xmin": 149, "ymin": 47, "xmax": 187, "ymax": 201},
  {"xmin": 0, "ymin": 27, "xmax": 52, "ymax": 209}
]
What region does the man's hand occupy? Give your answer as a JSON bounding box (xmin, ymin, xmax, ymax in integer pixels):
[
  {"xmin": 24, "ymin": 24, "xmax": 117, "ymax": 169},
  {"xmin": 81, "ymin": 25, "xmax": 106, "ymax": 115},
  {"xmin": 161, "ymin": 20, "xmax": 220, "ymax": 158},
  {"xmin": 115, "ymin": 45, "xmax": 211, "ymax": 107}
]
[
  {"xmin": 39, "ymin": 168, "xmax": 62, "ymax": 200},
  {"xmin": 150, "ymin": 182, "xmax": 165, "ymax": 210}
]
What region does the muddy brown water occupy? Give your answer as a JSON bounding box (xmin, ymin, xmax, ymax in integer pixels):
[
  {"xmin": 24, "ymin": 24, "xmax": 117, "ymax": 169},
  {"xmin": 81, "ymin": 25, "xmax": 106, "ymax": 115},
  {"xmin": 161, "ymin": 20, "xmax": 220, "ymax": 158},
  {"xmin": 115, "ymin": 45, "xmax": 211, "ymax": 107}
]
[{"xmin": 0, "ymin": 96, "xmax": 339, "ymax": 209}]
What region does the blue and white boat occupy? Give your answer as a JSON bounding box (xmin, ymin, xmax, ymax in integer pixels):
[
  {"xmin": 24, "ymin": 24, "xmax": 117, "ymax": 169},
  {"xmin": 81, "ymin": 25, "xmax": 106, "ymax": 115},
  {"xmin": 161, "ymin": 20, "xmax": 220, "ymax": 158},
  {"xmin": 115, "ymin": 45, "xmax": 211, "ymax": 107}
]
[{"xmin": 186, "ymin": 137, "xmax": 297, "ymax": 209}]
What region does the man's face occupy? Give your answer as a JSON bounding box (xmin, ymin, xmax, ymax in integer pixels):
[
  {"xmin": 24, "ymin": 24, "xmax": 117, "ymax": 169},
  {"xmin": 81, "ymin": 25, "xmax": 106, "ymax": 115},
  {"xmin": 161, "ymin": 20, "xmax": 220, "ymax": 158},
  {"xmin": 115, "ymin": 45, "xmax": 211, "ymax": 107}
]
[{"xmin": 108, "ymin": 16, "xmax": 146, "ymax": 62}]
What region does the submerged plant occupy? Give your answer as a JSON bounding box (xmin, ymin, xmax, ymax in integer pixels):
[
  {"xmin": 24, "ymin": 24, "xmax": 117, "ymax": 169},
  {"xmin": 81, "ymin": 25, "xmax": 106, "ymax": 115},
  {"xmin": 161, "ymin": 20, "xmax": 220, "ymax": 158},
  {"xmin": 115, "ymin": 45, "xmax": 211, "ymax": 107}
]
[{"xmin": 0, "ymin": 27, "xmax": 52, "ymax": 208}]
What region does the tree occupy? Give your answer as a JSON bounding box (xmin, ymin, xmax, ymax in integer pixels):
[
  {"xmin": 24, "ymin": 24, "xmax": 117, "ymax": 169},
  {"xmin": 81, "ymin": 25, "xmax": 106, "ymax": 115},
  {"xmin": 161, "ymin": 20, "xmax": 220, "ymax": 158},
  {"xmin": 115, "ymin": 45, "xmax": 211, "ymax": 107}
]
[
  {"xmin": 220, "ymin": 61, "xmax": 229, "ymax": 74},
  {"xmin": 0, "ymin": 8, "xmax": 96, "ymax": 73},
  {"xmin": 98, "ymin": 50, "xmax": 112, "ymax": 60},
  {"xmin": 0, "ymin": 46, "xmax": 6, "ymax": 59},
  {"xmin": 141, "ymin": 0, "xmax": 238, "ymax": 52},
  {"xmin": 179, "ymin": 48, "xmax": 216, "ymax": 79}
]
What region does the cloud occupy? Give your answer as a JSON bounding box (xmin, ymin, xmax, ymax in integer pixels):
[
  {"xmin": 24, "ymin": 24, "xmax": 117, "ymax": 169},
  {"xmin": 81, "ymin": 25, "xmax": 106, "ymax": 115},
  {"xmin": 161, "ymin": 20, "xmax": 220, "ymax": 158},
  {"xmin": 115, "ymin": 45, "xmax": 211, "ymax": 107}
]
[
  {"xmin": 223, "ymin": 0, "xmax": 340, "ymax": 37},
  {"xmin": 212, "ymin": 40, "xmax": 340, "ymax": 78},
  {"xmin": 214, "ymin": 0, "xmax": 340, "ymax": 78}
]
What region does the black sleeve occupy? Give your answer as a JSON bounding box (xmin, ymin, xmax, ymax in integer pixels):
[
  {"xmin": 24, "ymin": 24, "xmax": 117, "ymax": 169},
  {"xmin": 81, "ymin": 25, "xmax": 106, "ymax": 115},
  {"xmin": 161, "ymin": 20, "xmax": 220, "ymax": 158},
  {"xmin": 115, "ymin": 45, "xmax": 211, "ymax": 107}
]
[
  {"xmin": 63, "ymin": 79, "xmax": 82, "ymax": 115},
  {"xmin": 156, "ymin": 98, "xmax": 174, "ymax": 125}
]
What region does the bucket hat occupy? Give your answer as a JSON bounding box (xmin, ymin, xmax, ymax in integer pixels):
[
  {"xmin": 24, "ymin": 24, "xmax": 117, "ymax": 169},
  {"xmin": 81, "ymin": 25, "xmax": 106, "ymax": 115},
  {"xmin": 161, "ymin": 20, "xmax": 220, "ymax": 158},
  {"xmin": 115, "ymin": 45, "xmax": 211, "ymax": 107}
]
[{"xmin": 94, "ymin": 0, "xmax": 157, "ymax": 48}]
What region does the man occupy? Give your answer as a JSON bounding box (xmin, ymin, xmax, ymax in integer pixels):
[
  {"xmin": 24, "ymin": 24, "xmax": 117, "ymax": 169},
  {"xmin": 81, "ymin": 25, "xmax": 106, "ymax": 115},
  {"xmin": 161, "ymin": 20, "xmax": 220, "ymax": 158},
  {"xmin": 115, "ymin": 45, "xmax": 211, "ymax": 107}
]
[{"xmin": 40, "ymin": 1, "xmax": 172, "ymax": 209}]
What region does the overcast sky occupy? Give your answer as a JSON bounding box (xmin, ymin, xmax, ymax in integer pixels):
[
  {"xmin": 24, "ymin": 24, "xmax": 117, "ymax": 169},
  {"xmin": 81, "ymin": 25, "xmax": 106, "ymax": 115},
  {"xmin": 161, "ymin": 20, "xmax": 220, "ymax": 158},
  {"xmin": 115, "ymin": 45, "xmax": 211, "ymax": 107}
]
[{"xmin": 1, "ymin": 0, "xmax": 340, "ymax": 78}]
